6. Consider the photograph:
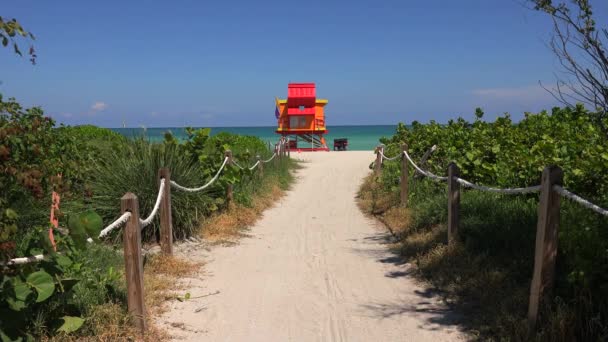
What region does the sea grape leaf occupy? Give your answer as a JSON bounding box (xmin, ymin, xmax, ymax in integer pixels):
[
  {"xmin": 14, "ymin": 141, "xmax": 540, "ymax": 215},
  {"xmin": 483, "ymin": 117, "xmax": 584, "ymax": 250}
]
[
  {"xmin": 67, "ymin": 214, "xmax": 87, "ymax": 249},
  {"xmin": 5, "ymin": 297, "xmax": 26, "ymax": 312},
  {"xmin": 79, "ymin": 210, "xmax": 103, "ymax": 242},
  {"xmin": 26, "ymin": 270, "xmax": 55, "ymax": 302},
  {"xmin": 56, "ymin": 316, "xmax": 84, "ymax": 333},
  {"xmin": 12, "ymin": 277, "xmax": 31, "ymax": 302}
]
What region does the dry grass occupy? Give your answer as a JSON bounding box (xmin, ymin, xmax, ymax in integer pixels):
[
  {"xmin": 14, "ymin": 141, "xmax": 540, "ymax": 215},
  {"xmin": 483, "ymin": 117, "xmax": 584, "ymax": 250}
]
[
  {"xmin": 382, "ymin": 206, "xmax": 412, "ymax": 235},
  {"xmin": 357, "ymin": 175, "xmax": 398, "ymax": 215},
  {"xmin": 45, "ymin": 303, "xmax": 168, "ymax": 342},
  {"xmin": 201, "ymin": 183, "xmax": 285, "ymax": 244},
  {"xmin": 144, "ymin": 254, "xmax": 203, "ymax": 315}
]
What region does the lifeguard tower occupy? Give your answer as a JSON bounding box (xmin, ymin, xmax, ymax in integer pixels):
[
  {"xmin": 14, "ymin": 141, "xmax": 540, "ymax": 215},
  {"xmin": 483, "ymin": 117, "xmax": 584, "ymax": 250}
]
[{"xmin": 275, "ymin": 83, "xmax": 329, "ymax": 151}]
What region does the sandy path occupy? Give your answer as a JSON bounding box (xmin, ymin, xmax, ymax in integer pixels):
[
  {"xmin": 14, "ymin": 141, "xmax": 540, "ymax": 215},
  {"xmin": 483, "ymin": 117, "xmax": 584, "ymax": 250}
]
[{"xmin": 158, "ymin": 151, "xmax": 463, "ymax": 341}]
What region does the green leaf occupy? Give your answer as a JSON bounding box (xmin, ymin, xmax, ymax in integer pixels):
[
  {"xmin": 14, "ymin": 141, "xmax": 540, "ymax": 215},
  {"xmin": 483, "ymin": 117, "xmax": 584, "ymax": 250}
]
[
  {"xmin": 55, "ymin": 254, "xmax": 73, "ymax": 268},
  {"xmin": 59, "ymin": 278, "xmax": 79, "ymax": 293},
  {"xmin": 26, "ymin": 270, "xmax": 55, "ymax": 302},
  {"xmin": 0, "ymin": 329, "xmax": 23, "ymax": 342},
  {"xmin": 6, "ymin": 297, "xmax": 26, "ymax": 311},
  {"xmin": 80, "ymin": 210, "xmax": 103, "ymax": 242},
  {"xmin": 56, "ymin": 316, "xmax": 84, "ymax": 334},
  {"xmin": 68, "ymin": 214, "xmax": 88, "ymax": 249},
  {"xmin": 12, "ymin": 277, "xmax": 31, "ymax": 301},
  {"xmin": 466, "ymin": 152, "xmax": 474, "ymax": 161}
]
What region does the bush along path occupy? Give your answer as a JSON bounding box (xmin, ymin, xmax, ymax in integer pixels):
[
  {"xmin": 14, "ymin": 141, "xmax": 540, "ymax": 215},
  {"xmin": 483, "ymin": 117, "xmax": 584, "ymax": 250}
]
[
  {"xmin": 361, "ymin": 107, "xmax": 608, "ymax": 341},
  {"xmin": 156, "ymin": 151, "xmax": 464, "ymax": 341},
  {"xmin": 1, "ymin": 140, "xmax": 291, "ymax": 340},
  {"xmin": 0, "ymin": 97, "xmax": 294, "ymax": 341}
]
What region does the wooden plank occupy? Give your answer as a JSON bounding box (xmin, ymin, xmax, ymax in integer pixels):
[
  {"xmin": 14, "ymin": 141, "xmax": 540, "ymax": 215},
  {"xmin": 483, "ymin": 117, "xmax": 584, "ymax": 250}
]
[
  {"xmin": 447, "ymin": 162, "xmax": 460, "ymax": 244},
  {"xmin": 528, "ymin": 166, "xmax": 563, "ymax": 331},
  {"xmin": 400, "ymin": 143, "xmax": 409, "ymax": 207},
  {"xmin": 121, "ymin": 193, "xmax": 146, "ymax": 333},
  {"xmin": 158, "ymin": 168, "xmax": 173, "ymax": 255}
]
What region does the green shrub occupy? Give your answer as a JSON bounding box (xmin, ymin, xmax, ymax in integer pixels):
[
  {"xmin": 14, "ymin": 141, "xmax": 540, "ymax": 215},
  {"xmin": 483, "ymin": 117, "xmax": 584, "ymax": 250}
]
[{"xmin": 374, "ymin": 106, "xmax": 608, "ymax": 340}]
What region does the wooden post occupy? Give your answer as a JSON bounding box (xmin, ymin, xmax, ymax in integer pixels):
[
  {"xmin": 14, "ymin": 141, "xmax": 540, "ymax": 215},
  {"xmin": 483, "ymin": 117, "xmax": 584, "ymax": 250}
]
[
  {"xmin": 157, "ymin": 168, "xmax": 173, "ymax": 255},
  {"xmin": 447, "ymin": 163, "xmax": 460, "ymax": 244},
  {"xmin": 121, "ymin": 193, "xmax": 146, "ymax": 333},
  {"xmin": 225, "ymin": 150, "xmax": 233, "ymax": 206},
  {"xmin": 400, "ymin": 143, "xmax": 409, "ymax": 207},
  {"xmin": 287, "ymin": 138, "xmax": 291, "ymax": 158},
  {"xmin": 274, "ymin": 144, "xmax": 279, "ymax": 167},
  {"xmin": 374, "ymin": 145, "xmax": 382, "ymax": 175},
  {"xmin": 528, "ymin": 166, "xmax": 563, "ymax": 331},
  {"xmin": 257, "ymin": 155, "xmax": 263, "ymax": 177}
]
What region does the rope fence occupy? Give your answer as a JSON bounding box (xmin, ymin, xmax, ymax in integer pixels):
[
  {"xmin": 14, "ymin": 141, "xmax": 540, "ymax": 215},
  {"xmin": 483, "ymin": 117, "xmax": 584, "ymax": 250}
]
[
  {"xmin": 4, "ymin": 138, "xmax": 289, "ymax": 334},
  {"xmin": 170, "ymin": 156, "xmax": 230, "ymax": 192},
  {"xmin": 140, "ymin": 178, "xmax": 165, "ymax": 227},
  {"xmin": 372, "ymin": 142, "xmax": 608, "ymax": 330}
]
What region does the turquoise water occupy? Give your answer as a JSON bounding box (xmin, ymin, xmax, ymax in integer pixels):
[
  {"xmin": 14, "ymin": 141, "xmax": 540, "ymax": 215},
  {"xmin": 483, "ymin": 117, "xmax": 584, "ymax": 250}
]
[{"xmin": 111, "ymin": 125, "xmax": 398, "ymax": 151}]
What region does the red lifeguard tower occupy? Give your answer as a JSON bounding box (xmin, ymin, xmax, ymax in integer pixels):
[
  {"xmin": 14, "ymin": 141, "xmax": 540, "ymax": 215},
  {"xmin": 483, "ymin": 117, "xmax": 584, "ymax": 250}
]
[{"xmin": 275, "ymin": 83, "xmax": 329, "ymax": 151}]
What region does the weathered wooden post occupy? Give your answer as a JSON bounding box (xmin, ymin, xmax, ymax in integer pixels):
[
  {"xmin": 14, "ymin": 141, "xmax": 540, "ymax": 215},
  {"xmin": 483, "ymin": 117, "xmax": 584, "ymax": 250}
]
[
  {"xmin": 274, "ymin": 143, "xmax": 279, "ymax": 167},
  {"xmin": 257, "ymin": 155, "xmax": 263, "ymax": 177},
  {"xmin": 400, "ymin": 143, "xmax": 409, "ymax": 207},
  {"xmin": 121, "ymin": 193, "xmax": 146, "ymax": 333},
  {"xmin": 528, "ymin": 166, "xmax": 563, "ymax": 331},
  {"xmin": 157, "ymin": 168, "xmax": 173, "ymax": 255},
  {"xmin": 374, "ymin": 145, "xmax": 383, "ymax": 175},
  {"xmin": 225, "ymin": 150, "xmax": 233, "ymax": 206},
  {"xmin": 447, "ymin": 162, "xmax": 460, "ymax": 244}
]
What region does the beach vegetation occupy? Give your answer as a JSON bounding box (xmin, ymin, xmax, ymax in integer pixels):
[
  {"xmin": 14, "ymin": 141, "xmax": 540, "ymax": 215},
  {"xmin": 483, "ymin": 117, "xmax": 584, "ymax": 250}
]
[
  {"xmin": 0, "ymin": 94, "xmax": 294, "ymax": 340},
  {"xmin": 360, "ymin": 105, "xmax": 608, "ymax": 340}
]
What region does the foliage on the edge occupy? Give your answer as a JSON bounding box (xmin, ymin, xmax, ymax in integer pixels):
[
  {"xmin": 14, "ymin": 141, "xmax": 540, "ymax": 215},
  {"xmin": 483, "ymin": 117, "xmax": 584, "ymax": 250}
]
[
  {"xmin": 0, "ymin": 95, "xmax": 118, "ymax": 340},
  {"xmin": 376, "ymin": 105, "xmax": 608, "ymax": 340},
  {"xmin": 0, "ymin": 16, "xmax": 36, "ymax": 64},
  {"xmin": 381, "ymin": 105, "xmax": 608, "ymax": 202}
]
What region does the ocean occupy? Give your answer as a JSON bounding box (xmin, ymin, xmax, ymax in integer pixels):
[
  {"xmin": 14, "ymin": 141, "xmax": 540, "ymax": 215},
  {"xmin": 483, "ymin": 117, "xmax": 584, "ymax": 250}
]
[{"xmin": 111, "ymin": 125, "xmax": 398, "ymax": 151}]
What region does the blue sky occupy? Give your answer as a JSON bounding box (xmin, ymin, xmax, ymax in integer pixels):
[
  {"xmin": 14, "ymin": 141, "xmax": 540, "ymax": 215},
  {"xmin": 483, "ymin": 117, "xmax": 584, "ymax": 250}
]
[{"xmin": 0, "ymin": 1, "xmax": 604, "ymax": 127}]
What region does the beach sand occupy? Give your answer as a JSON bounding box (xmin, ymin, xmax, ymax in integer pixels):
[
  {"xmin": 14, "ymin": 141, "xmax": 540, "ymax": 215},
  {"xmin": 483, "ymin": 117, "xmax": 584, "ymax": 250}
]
[{"xmin": 157, "ymin": 151, "xmax": 464, "ymax": 341}]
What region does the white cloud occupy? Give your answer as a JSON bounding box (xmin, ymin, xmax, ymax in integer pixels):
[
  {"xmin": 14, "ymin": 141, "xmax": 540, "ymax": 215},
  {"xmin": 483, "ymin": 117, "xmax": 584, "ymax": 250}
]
[{"xmin": 90, "ymin": 101, "xmax": 107, "ymax": 111}]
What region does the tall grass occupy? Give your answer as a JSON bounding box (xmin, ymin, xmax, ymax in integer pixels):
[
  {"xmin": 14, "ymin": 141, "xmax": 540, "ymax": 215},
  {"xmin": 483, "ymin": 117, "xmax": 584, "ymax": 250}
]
[{"xmin": 90, "ymin": 138, "xmax": 219, "ymax": 241}]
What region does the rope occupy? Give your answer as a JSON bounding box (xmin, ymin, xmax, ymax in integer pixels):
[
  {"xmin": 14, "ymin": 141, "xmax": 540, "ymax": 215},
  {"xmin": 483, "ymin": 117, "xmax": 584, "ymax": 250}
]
[
  {"xmin": 456, "ymin": 177, "xmax": 541, "ymax": 194},
  {"xmin": 139, "ymin": 178, "xmax": 165, "ymax": 228},
  {"xmin": 379, "ymin": 150, "xmax": 401, "ymax": 161},
  {"xmin": 171, "ymin": 157, "xmax": 229, "ymax": 192},
  {"xmin": 5, "ymin": 254, "xmax": 45, "ymax": 266},
  {"xmin": 233, "ymin": 160, "xmax": 244, "ymax": 170},
  {"xmin": 6, "ymin": 211, "xmax": 132, "ymax": 266},
  {"xmin": 402, "ymin": 150, "xmax": 448, "ymax": 182},
  {"xmin": 262, "ymin": 153, "xmax": 276, "ymax": 163},
  {"xmin": 553, "ymin": 185, "xmax": 608, "ymax": 217},
  {"xmin": 99, "ymin": 211, "xmax": 133, "ymax": 238},
  {"xmin": 249, "ymin": 160, "xmax": 261, "ymax": 170}
]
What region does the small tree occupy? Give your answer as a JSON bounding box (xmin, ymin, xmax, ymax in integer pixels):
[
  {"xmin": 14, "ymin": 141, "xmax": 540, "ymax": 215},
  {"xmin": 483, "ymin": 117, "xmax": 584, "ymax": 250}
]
[
  {"xmin": 531, "ymin": 0, "xmax": 608, "ymax": 134},
  {"xmin": 0, "ymin": 16, "xmax": 36, "ymax": 64}
]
